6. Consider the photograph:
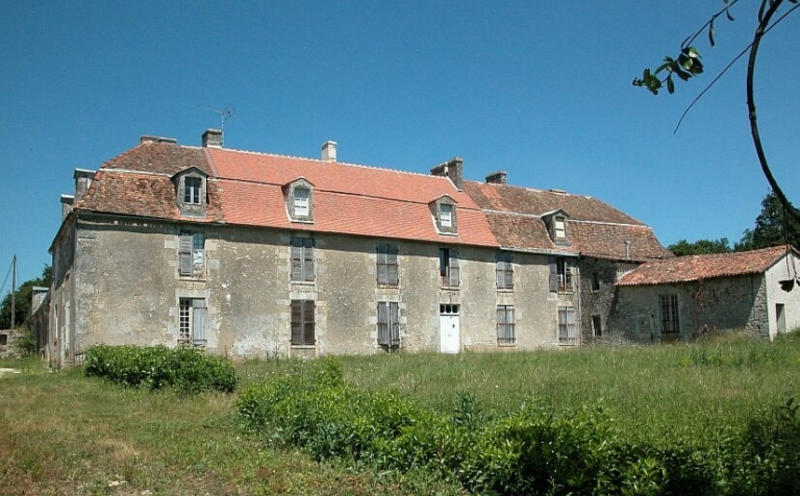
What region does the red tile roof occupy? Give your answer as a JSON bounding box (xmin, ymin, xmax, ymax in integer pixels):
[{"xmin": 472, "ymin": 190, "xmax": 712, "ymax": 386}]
[
  {"xmin": 616, "ymin": 245, "xmax": 789, "ymax": 286},
  {"xmin": 463, "ymin": 181, "xmax": 671, "ymax": 260}
]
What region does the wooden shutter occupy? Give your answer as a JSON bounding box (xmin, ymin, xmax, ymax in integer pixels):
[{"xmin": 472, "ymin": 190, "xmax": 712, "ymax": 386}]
[
  {"xmin": 497, "ymin": 306, "xmax": 505, "ymax": 340},
  {"xmin": 192, "ymin": 299, "xmax": 206, "ymax": 345},
  {"xmin": 387, "ymin": 246, "xmax": 398, "ymax": 285},
  {"xmin": 290, "ymin": 240, "xmax": 303, "ymax": 281},
  {"xmin": 377, "ymin": 302, "xmax": 389, "ymax": 346},
  {"xmin": 549, "ymin": 257, "xmax": 559, "ymax": 292},
  {"xmin": 303, "ymin": 239, "xmax": 314, "ymax": 282},
  {"xmin": 377, "ymin": 246, "xmax": 388, "ymax": 284},
  {"xmin": 303, "ymin": 300, "xmax": 315, "ymax": 345},
  {"xmin": 566, "ymin": 307, "xmax": 576, "ymax": 342},
  {"xmin": 390, "ymin": 302, "xmax": 400, "ymax": 346},
  {"xmin": 448, "ymin": 249, "xmax": 460, "ymax": 287},
  {"xmin": 179, "ymin": 234, "xmax": 193, "ymax": 276},
  {"xmin": 291, "ymin": 300, "xmax": 303, "ymax": 344}
]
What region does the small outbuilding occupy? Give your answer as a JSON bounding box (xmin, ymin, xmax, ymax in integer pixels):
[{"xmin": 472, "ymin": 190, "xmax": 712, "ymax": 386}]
[{"xmin": 608, "ymin": 245, "xmax": 800, "ymax": 342}]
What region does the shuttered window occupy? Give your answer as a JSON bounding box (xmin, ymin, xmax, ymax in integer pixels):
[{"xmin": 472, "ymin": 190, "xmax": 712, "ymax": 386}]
[
  {"xmin": 178, "ymin": 298, "xmax": 206, "ymax": 345},
  {"xmin": 592, "ymin": 314, "xmax": 602, "ymax": 337},
  {"xmin": 377, "ymin": 244, "xmax": 399, "ymax": 286},
  {"xmin": 558, "ymin": 306, "xmax": 577, "ymax": 344},
  {"xmin": 377, "ymin": 301, "xmax": 400, "ymax": 348},
  {"xmin": 184, "ymin": 177, "xmax": 202, "ymax": 204},
  {"xmin": 179, "ymin": 233, "xmax": 205, "ymax": 277},
  {"xmin": 660, "ymin": 294, "xmax": 679, "ymax": 334},
  {"xmin": 550, "ymin": 256, "xmax": 572, "ymax": 292},
  {"xmin": 290, "ymin": 237, "xmax": 315, "ymax": 282},
  {"xmin": 439, "ymin": 247, "xmax": 459, "ymax": 287},
  {"xmin": 497, "ymin": 305, "xmax": 515, "ymax": 345},
  {"xmin": 291, "ymin": 300, "xmax": 315, "ymax": 346},
  {"xmin": 293, "ymin": 187, "xmax": 310, "ymax": 217},
  {"xmin": 496, "ymin": 252, "xmax": 513, "ymax": 289}
]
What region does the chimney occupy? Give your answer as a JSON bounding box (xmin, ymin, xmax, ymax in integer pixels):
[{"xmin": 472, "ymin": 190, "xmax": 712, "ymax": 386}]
[
  {"xmin": 485, "ymin": 170, "xmax": 507, "ymax": 184},
  {"xmin": 60, "ymin": 194, "xmax": 74, "ymax": 221},
  {"xmin": 73, "ymin": 168, "xmax": 95, "ymax": 202},
  {"xmin": 140, "ymin": 135, "xmax": 177, "ymax": 144},
  {"xmin": 430, "ymin": 157, "xmax": 464, "ymax": 190},
  {"xmin": 321, "ymin": 140, "xmax": 337, "ymax": 162},
  {"xmin": 202, "ymin": 128, "xmax": 223, "ymax": 148},
  {"xmin": 625, "ymin": 240, "xmax": 631, "ymax": 260}
]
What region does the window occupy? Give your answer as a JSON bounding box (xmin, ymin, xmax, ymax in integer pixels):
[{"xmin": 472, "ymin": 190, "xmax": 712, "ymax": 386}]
[
  {"xmin": 558, "ymin": 306, "xmax": 577, "ymax": 344},
  {"xmin": 592, "ymin": 314, "xmax": 602, "ymax": 337},
  {"xmin": 496, "ymin": 252, "xmax": 513, "ymax": 290},
  {"xmin": 549, "ymin": 257, "xmax": 573, "ymax": 292},
  {"xmin": 0, "ymin": 333, "xmax": 7, "ymax": 346},
  {"xmin": 178, "ymin": 298, "xmax": 206, "ymax": 345},
  {"xmin": 439, "ymin": 247, "xmax": 460, "ymax": 287},
  {"xmin": 377, "ymin": 244, "xmax": 399, "ymax": 286},
  {"xmin": 497, "ymin": 305, "xmax": 515, "ymax": 345},
  {"xmin": 179, "ymin": 233, "xmax": 205, "ymax": 277},
  {"xmin": 554, "ymin": 216, "xmax": 566, "ymax": 240},
  {"xmin": 184, "ymin": 177, "xmax": 202, "ymax": 204},
  {"xmin": 291, "ymin": 300, "xmax": 315, "ymax": 346},
  {"xmin": 591, "ymin": 271, "xmax": 600, "ymax": 291},
  {"xmin": 293, "ymin": 187, "xmax": 310, "ymax": 217},
  {"xmin": 377, "ymin": 301, "xmax": 400, "ymax": 348},
  {"xmin": 290, "ymin": 237, "xmax": 314, "ymax": 282},
  {"xmin": 660, "ymin": 294, "xmax": 679, "ymax": 334},
  {"xmin": 440, "ymin": 204, "xmax": 453, "ymax": 228},
  {"xmin": 432, "ymin": 196, "xmax": 457, "ymax": 234}
]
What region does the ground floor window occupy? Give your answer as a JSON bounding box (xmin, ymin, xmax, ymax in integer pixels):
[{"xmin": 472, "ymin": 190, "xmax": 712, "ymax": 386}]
[
  {"xmin": 377, "ymin": 301, "xmax": 400, "ymax": 348},
  {"xmin": 558, "ymin": 306, "xmax": 577, "ymax": 344},
  {"xmin": 291, "ymin": 299, "xmax": 316, "ymax": 346},
  {"xmin": 659, "ymin": 294, "xmax": 679, "ymax": 334},
  {"xmin": 497, "ymin": 305, "xmax": 515, "ymax": 345},
  {"xmin": 592, "ymin": 314, "xmax": 602, "ymax": 337},
  {"xmin": 178, "ymin": 298, "xmax": 206, "ymax": 345}
]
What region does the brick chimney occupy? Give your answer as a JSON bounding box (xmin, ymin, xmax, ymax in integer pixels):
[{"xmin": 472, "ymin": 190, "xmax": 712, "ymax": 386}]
[
  {"xmin": 321, "ymin": 140, "xmax": 337, "ymax": 162},
  {"xmin": 202, "ymin": 129, "xmax": 223, "ymax": 148},
  {"xmin": 485, "ymin": 170, "xmax": 507, "ymax": 184},
  {"xmin": 430, "ymin": 157, "xmax": 464, "ymax": 190},
  {"xmin": 73, "ymin": 168, "xmax": 95, "ymax": 202}
]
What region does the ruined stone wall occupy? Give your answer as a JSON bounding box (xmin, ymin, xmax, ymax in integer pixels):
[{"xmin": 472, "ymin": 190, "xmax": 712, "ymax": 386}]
[{"xmin": 61, "ymin": 215, "xmax": 573, "ymax": 364}]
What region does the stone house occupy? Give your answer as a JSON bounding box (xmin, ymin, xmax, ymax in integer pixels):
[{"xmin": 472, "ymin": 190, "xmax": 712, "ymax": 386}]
[
  {"xmin": 610, "ymin": 246, "xmax": 800, "ymax": 342},
  {"xmin": 45, "ymin": 130, "xmax": 671, "ymax": 368}
]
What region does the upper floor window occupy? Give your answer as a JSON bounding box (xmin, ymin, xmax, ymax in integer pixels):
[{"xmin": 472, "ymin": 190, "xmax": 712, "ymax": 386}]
[
  {"xmin": 439, "ymin": 247, "xmax": 460, "ymax": 287},
  {"xmin": 377, "ymin": 244, "xmax": 399, "ymax": 286},
  {"xmin": 179, "ymin": 232, "xmax": 205, "ymax": 278},
  {"xmin": 290, "ymin": 236, "xmax": 314, "ymax": 282},
  {"xmin": 496, "ymin": 252, "xmax": 513, "ymax": 290},
  {"xmin": 172, "ymin": 167, "xmax": 208, "ymax": 217},
  {"xmin": 549, "ymin": 256, "xmax": 574, "ymax": 293},
  {"xmin": 431, "ymin": 195, "xmax": 457, "ymax": 234},
  {"xmin": 285, "ymin": 177, "xmax": 314, "ymax": 223}
]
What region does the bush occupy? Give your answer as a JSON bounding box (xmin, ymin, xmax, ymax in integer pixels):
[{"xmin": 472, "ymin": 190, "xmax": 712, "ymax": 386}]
[{"xmin": 84, "ymin": 344, "xmax": 236, "ymax": 393}]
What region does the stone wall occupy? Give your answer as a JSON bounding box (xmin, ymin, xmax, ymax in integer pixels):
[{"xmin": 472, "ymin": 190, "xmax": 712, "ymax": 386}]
[
  {"xmin": 579, "ymin": 258, "xmax": 638, "ymax": 344},
  {"xmin": 764, "ymin": 252, "xmax": 800, "ymax": 338},
  {"xmin": 50, "ymin": 214, "xmax": 579, "ymax": 366}
]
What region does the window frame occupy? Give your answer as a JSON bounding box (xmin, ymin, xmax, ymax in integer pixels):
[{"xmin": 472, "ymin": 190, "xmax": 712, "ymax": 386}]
[
  {"xmin": 285, "ymin": 178, "xmax": 315, "ymax": 223},
  {"xmin": 178, "ymin": 297, "xmax": 207, "ymax": 346},
  {"xmin": 497, "ymin": 305, "xmax": 516, "ymax": 346},
  {"xmin": 558, "ymin": 306, "xmax": 577, "ymax": 345},
  {"xmin": 377, "ymin": 301, "xmax": 401, "ymax": 349},
  {"xmin": 549, "ymin": 256, "xmax": 573, "ymax": 293},
  {"xmin": 290, "ymin": 236, "xmax": 315, "ymax": 282},
  {"xmin": 496, "ymin": 252, "xmax": 514, "ymax": 290},
  {"xmin": 291, "ymin": 299, "xmax": 316, "ymax": 346},
  {"xmin": 591, "ymin": 314, "xmax": 602, "ymax": 337},
  {"xmin": 432, "ymin": 196, "xmax": 458, "ymax": 234},
  {"xmin": 178, "ymin": 232, "xmax": 205, "ymax": 278},
  {"xmin": 376, "ymin": 244, "xmax": 399, "ymax": 286},
  {"xmin": 660, "ymin": 294, "xmax": 680, "ymax": 334},
  {"xmin": 173, "ymin": 167, "xmax": 208, "ymax": 217},
  {"xmin": 439, "ymin": 247, "xmax": 460, "ymax": 287}
]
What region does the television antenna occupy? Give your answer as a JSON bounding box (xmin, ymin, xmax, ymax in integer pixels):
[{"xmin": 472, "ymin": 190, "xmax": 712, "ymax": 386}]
[{"xmin": 200, "ymin": 104, "xmax": 235, "ymax": 146}]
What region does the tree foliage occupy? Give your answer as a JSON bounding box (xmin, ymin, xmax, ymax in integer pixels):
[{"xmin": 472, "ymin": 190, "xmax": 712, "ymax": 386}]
[
  {"xmin": 668, "ymin": 238, "xmax": 732, "ymax": 256},
  {"xmin": 0, "ymin": 265, "xmax": 52, "ymax": 329},
  {"xmin": 736, "ymin": 191, "xmax": 800, "ymax": 251}
]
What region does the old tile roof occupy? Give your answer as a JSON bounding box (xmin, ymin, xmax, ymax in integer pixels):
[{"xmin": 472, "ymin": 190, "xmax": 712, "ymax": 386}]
[
  {"xmin": 463, "ymin": 181, "xmax": 671, "ymax": 260},
  {"xmin": 75, "ymin": 142, "xmax": 498, "ymax": 247},
  {"xmin": 616, "ymin": 245, "xmax": 789, "ymax": 286}
]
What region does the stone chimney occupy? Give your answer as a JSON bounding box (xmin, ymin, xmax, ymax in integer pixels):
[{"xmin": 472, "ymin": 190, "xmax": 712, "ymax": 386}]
[
  {"xmin": 485, "ymin": 170, "xmax": 507, "ymax": 184},
  {"xmin": 74, "ymin": 169, "xmax": 95, "ymax": 202},
  {"xmin": 60, "ymin": 194, "xmax": 74, "ymax": 221},
  {"xmin": 202, "ymin": 128, "xmax": 223, "ymax": 148},
  {"xmin": 139, "ymin": 135, "xmax": 177, "ymax": 144},
  {"xmin": 430, "ymin": 157, "xmax": 464, "ymax": 190},
  {"xmin": 321, "ymin": 140, "xmax": 337, "ymax": 162}
]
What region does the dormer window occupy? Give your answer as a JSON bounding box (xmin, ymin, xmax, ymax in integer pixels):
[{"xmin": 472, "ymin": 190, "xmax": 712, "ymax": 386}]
[
  {"xmin": 542, "ymin": 209, "xmax": 569, "ymax": 245},
  {"xmin": 172, "ymin": 167, "xmax": 208, "ymax": 218},
  {"xmin": 554, "ymin": 216, "xmax": 566, "ymax": 240},
  {"xmin": 284, "ymin": 177, "xmax": 314, "ymax": 223},
  {"xmin": 431, "ymin": 195, "xmax": 457, "ymax": 234}
]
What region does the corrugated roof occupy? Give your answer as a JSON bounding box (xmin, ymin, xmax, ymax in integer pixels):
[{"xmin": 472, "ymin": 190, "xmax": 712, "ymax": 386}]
[{"xmin": 616, "ymin": 245, "xmax": 789, "ymax": 286}]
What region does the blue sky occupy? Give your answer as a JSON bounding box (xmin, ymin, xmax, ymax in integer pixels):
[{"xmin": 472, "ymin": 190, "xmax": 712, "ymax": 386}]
[{"xmin": 1, "ymin": 0, "xmax": 798, "ymax": 288}]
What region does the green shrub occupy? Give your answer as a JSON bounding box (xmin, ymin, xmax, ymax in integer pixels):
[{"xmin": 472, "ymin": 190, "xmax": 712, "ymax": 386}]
[{"xmin": 84, "ymin": 344, "xmax": 236, "ymax": 393}]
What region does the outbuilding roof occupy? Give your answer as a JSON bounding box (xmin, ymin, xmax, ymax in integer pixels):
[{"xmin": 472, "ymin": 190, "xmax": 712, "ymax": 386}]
[{"xmin": 616, "ymin": 245, "xmax": 790, "ymax": 286}]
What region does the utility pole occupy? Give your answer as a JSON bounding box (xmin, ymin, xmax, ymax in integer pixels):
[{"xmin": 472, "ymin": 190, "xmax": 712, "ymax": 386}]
[{"xmin": 10, "ymin": 254, "xmax": 15, "ymax": 329}]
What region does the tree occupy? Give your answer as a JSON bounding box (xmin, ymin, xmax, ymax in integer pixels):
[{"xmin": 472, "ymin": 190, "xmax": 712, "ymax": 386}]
[
  {"xmin": 0, "ymin": 265, "xmax": 52, "ymax": 329},
  {"xmin": 668, "ymin": 238, "xmax": 732, "ymax": 256},
  {"xmin": 633, "ymin": 0, "xmax": 800, "ymax": 226},
  {"xmin": 735, "ymin": 191, "xmax": 800, "ymax": 250}
]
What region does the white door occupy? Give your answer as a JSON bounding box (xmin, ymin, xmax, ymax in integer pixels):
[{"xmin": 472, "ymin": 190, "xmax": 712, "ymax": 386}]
[{"xmin": 439, "ymin": 304, "xmax": 460, "ymax": 353}]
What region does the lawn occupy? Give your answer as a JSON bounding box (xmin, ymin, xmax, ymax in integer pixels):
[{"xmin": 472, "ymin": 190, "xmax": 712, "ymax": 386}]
[{"xmin": 2, "ymin": 333, "xmax": 799, "ymax": 495}]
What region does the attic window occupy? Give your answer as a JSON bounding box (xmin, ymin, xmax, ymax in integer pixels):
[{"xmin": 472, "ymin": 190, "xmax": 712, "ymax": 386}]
[
  {"xmin": 285, "ymin": 178, "xmax": 314, "ymax": 223},
  {"xmin": 554, "ymin": 216, "xmax": 566, "ymax": 240},
  {"xmin": 440, "ymin": 204, "xmax": 453, "ymax": 228},
  {"xmin": 184, "ymin": 177, "xmax": 202, "ymax": 204},
  {"xmin": 432, "ymin": 196, "xmax": 457, "ymax": 234},
  {"xmin": 173, "ymin": 167, "xmax": 208, "ymax": 218}
]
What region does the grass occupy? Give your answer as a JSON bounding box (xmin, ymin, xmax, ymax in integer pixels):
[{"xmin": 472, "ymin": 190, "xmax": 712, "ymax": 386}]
[{"xmin": 2, "ymin": 333, "xmax": 799, "ymax": 494}]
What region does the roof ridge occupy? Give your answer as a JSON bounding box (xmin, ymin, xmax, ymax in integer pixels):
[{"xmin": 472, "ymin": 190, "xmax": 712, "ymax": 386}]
[{"xmin": 213, "ymin": 146, "xmax": 448, "ymax": 181}]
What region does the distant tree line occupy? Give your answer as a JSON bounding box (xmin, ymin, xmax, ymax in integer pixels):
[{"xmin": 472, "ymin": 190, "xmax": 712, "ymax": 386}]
[
  {"xmin": 668, "ymin": 192, "xmax": 800, "ymax": 256},
  {"xmin": 0, "ymin": 265, "xmax": 52, "ymax": 329}
]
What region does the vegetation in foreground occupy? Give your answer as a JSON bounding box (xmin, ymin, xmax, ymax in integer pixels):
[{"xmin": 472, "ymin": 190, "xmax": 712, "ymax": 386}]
[{"xmin": 1, "ymin": 333, "xmax": 799, "ymax": 495}]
